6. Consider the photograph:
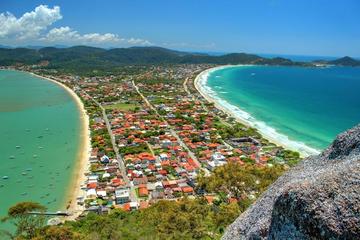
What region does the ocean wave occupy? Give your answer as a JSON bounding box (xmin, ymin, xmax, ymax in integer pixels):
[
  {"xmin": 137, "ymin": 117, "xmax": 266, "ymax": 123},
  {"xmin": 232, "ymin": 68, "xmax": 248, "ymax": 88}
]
[{"xmin": 195, "ymin": 66, "xmax": 321, "ymax": 157}]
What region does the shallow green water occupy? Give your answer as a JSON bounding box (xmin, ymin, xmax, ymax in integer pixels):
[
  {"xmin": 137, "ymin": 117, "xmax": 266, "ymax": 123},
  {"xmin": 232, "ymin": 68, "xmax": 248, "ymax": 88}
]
[{"xmin": 0, "ymin": 70, "xmax": 81, "ymax": 231}]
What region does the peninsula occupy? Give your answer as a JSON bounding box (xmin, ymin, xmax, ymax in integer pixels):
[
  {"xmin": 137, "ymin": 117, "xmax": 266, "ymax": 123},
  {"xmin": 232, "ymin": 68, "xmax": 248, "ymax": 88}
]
[{"xmin": 1, "ymin": 47, "xmax": 359, "ymax": 239}]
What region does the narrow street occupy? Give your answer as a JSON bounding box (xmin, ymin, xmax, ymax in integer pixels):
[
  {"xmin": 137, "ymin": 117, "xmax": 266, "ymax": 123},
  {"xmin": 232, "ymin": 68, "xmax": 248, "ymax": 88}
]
[
  {"xmin": 132, "ymin": 80, "xmax": 209, "ymax": 174},
  {"xmin": 83, "ymin": 91, "xmax": 139, "ymax": 203}
]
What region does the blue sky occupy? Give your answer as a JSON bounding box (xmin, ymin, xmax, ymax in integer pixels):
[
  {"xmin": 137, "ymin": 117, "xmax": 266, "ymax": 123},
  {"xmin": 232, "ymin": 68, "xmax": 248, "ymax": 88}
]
[{"xmin": 0, "ymin": 0, "xmax": 359, "ymax": 57}]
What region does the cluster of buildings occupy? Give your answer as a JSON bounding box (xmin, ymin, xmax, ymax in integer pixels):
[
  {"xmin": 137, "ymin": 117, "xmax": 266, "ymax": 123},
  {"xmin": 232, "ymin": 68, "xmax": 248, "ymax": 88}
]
[
  {"xmin": 108, "ymin": 106, "xmax": 201, "ymax": 203},
  {"xmin": 25, "ymin": 64, "xmax": 295, "ymax": 213}
]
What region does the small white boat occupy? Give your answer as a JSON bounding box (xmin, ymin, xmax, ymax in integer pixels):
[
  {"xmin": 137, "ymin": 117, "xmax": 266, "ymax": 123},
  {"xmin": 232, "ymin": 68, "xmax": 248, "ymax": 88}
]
[
  {"xmin": 16, "ymin": 146, "xmax": 21, "ymax": 149},
  {"xmin": 2, "ymin": 176, "xmax": 9, "ymax": 180}
]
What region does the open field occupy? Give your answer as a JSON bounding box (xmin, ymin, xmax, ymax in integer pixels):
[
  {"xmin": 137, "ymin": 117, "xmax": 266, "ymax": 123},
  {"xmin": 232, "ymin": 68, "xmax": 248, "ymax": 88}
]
[{"xmin": 104, "ymin": 102, "xmax": 139, "ymax": 111}]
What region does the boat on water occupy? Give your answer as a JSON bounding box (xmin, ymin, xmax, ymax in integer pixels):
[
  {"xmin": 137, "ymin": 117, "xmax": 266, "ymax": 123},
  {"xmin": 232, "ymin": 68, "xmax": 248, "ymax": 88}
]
[
  {"xmin": 9, "ymin": 155, "xmax": 15, "ymax": 159},
  {"xmin": 16, "ymin": 145, "xmax": 21, "ymax": 149},
  {"xmin": 2, "ymin": 176, "xmax": 9, "ymax": 179}
]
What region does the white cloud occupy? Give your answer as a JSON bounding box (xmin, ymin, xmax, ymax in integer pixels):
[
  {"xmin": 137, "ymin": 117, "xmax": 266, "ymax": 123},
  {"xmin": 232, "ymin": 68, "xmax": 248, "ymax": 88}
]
[
  {"xmin": 82, "ymin": 33, "xmax": 120, "ymax": 43},
  {"xmin": 42, "ymin": 26, "xmax": 152, "ymax": 45},
  {"xmin": 0, "ymin": 5, "xmax": 62, "ymax": 40},
  {"xmin": 43, "ymin": 26, "xmax": 121, "ymax": 44},
  {"xmin": 0, "ymin": 5, "xmax": 152, "ymax": 47},
  {"xmin": 128, "ymin": 38, "xmax": 152, "ymax": 45}
]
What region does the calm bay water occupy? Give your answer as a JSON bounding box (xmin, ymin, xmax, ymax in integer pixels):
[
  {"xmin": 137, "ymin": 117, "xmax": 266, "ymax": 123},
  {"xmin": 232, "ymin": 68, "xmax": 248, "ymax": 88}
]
[
  {"xmin": 207, "ymin": 65, "xmax": 360, "ymax": 151},
  {"xmin": 0, "ymin": 70, "xmax": 81, "ymax": 230}
]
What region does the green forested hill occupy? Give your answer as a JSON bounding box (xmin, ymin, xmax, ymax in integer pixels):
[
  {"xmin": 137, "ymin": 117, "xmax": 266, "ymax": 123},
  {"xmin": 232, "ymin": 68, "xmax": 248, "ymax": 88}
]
[
  {"xmin": 1, "ymin": 46, "xmax": 358, "ymax": 73},
  {"xmin": 328, "ymin": 56, "xmax": 360, "ymax": 66},
  {"xmin": 0, "ymin": 46, "xmax": 294, "ymax": 68}
]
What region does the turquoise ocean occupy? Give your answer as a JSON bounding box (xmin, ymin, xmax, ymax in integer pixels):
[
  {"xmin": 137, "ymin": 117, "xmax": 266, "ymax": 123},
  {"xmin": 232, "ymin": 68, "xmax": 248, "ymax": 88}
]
[
  {"xmin": 0, "ymin": 70, "xmax": 82, "ymax": 231},
  {"xmin": 202, "ymin": 65, "xmax": 360, "ymax": 154}
]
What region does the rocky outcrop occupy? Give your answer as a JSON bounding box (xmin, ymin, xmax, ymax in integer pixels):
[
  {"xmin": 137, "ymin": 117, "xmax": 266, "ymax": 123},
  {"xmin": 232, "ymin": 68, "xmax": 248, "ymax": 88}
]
[{"xmin": 222, "ymin": 124, "xmax": 360, "ymax": 240}]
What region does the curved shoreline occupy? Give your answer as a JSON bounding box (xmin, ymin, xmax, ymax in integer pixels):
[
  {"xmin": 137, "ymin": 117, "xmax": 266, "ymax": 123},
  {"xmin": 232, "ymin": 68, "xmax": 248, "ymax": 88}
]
[
  {"xmin": 194, "ymin": 65, "xmax": 320, "ymax": 157},
  {"xmin": 29, "ymin": 72, "xmax": 90, "ymax": 218}
]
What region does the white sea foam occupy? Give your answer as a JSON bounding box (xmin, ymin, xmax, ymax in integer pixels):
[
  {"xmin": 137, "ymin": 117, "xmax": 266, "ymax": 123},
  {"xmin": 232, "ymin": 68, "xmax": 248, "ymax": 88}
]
[{"xmin": 195, "ymin": 65, "xmax": 321, "ymax": 157}]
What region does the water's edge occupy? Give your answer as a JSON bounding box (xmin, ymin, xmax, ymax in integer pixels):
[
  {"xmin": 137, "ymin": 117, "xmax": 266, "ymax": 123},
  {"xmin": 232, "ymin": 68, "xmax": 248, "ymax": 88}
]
[{"xmin": 194, "ymin": 65, "xmax": 321, "ymax": 157}]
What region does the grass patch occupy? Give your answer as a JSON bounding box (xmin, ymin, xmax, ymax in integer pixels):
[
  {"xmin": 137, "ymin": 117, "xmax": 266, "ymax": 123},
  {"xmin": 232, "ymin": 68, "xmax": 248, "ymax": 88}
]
[{"xmin": 104, "ymin": 102, "xmax": 139, "ymax": 111}]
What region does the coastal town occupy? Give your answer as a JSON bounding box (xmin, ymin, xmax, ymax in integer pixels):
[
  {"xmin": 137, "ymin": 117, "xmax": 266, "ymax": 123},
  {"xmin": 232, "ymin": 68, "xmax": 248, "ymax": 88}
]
[
  {"xmin": 1, "ymin": 1, "xmax": 359, "ymax": 238},
  {"xmin": 2, "ymin": 63, "xmax": 301, "ymax": 219}
]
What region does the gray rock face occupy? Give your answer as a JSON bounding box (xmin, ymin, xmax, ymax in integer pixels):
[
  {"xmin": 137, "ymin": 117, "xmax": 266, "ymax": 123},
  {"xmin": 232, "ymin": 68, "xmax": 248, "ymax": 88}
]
[{"xmin": 222, "ymin": 124, "xmax": 360, "ymax": 240}]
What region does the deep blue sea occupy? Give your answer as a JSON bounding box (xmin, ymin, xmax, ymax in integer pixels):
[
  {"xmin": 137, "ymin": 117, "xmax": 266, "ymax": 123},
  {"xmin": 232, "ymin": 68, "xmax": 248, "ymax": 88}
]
[{"xmin": 204, "ymin": 65, "xmax": 360, "ymax": 154}]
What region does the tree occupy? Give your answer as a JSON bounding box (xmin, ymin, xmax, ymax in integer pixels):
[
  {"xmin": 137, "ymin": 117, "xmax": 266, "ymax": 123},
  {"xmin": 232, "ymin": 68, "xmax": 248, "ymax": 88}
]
[
  {"xmin": 1, "ymin": 202, "xmax": 47, "ymax": 239},
  {"xmin": 197, "ymin": 162, "xmax": 285, "ymax": 199},
  {"xmin": 32, "ymin": 226, "xmax": 80, "ymax": 240},
  {"xmin": 213, "ymin": 202, "xmax": 241, "ymax": 230}
]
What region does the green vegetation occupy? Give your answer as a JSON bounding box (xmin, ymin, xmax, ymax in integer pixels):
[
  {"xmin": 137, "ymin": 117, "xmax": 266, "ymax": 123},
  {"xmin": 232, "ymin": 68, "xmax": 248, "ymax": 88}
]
[
  {"xmin": 0, "ymin": 46, "xmax": 321, "ymax": 75},
  {"xmin": 1, "ymin": 202, "xmax": 47, "ymax": 239},
  {"xmin": 2, "ymin": 199, "xmax": 241, "ymax": 240},
  {"xmin": 104, "ymin": 102, "xmax": 139, "ymax": 112},
  {"xmin": 217, "ymin": 123, "xmax": 261, "ymax": 139},
  {"xmin": 119, "ymin": 143, "xmax": 149, "ymax": 155},
  {"xmin": 1, "ymin": 163, "xmax": 288, "ymax": 239},
  {"xmin": 197, "ymin": 162, "xmax": 286, "ymax": 200}
]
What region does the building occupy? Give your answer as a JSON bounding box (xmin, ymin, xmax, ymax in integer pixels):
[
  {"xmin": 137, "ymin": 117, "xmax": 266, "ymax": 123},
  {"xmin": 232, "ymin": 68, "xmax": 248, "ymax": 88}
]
[
  {"xmin": 206, "ymin": 159, "xmax": 226, "ymax": 171},
  {"xmin": 115, "ymin": 187, "xmax": 130, "ymax": 204}
]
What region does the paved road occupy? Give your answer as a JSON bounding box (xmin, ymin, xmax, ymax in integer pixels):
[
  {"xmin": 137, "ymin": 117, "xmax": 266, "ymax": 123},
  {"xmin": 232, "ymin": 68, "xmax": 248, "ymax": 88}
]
[
  {"xmin": 183, "ymin": 77, "xmax": 191, "ymax": 96},
  {"xmin": 83, "ymin": 91, "xmax": 138, "ymax": 203},
  {"xmin": 132, "ymin": 80, "xmax": 208, "ymax": 173}
]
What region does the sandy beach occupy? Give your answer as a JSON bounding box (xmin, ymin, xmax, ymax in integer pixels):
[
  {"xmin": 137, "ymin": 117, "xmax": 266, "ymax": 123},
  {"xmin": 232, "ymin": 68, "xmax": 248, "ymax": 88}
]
[
  {"xmin": 30, "ymin": 72, "xmax": 90, "ymax": 219},
  {"xmin": 194, "ymin": 66, "xmax": 320, "ymax": 157}
]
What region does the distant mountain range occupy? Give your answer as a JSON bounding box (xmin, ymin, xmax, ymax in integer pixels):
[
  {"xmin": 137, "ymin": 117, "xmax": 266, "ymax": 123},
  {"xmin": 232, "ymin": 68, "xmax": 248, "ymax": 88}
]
[
  {"xmin": 328, "ymin": 56, "xmax": 360, "ymax": 67},
  {"xmin": 0, "ymin": 46, "xmax": 359, "ymax": 70}
]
